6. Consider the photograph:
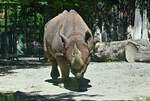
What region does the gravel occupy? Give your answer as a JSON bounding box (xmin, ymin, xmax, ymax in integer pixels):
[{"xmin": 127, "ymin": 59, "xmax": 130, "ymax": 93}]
[{"xmin": 0, "ymin": 62, "xmax": 150, "ymax": 100}]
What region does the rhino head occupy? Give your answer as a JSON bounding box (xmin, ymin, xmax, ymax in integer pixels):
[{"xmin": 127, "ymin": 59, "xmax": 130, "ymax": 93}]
[{"xmin": 60, "ymin": 31, "xmax": 93, "ymax": 79}]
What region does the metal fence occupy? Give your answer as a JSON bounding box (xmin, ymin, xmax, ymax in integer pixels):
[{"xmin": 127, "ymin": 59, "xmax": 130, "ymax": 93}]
[{"xmin": 0, "ymin": 3, "xmax": 45, "ymax": 60}]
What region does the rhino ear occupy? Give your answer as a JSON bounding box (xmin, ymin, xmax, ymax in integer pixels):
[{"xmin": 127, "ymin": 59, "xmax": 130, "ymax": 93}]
[
  {"xmin": 85, "ymin": 31, "xmax": 92, "ymax": 43},
  {"xmin": 85, "ymin": 31, "xmax": 93, "ymax": 51},
  {"xmin": 60, "ymin": 33, "xmax": 69, "ymax": 47}
]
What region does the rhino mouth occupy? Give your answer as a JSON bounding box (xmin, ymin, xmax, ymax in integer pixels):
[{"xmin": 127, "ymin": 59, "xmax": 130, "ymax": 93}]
[
  {"xmin": 71, "ymin": 67, "xmax": 83, "ymax": 79},
  {"xmin": 71, "ymin": 65, "xmax": 82, "ymax": 73},
  {"xmin": 70, "ymin": 57, "xmax": 84, "ymax": 78}
]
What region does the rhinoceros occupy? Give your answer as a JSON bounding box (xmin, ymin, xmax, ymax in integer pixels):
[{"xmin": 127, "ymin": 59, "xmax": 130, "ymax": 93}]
[{"xmin": 44, "ymin": 10, "xmax": 93, "ymax": 84}]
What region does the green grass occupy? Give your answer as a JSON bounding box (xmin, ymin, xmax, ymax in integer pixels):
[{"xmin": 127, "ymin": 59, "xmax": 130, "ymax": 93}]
[
  {"xmin": 106, "ymin": 59, "xmax": 125, "ymax": 63},
  {"xmin": 146, "ymin": 97, "xmax": 150, "ymax": 101}
]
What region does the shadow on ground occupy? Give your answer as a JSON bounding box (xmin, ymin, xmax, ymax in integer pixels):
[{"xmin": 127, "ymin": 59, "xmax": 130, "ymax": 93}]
[
  {"xmin": 45, "ymin": 77, "xmax": 92, "ymax": 92},
  {"xmin": 0, "ymin": 60, "xmax": 50, "ymax": 76},
  {"xmin": 0, "ymin": 91, "xmax": 53, "ymax": 101},
  {"xmin": 0, "ymin": 91, "xmax": 103, "ymax": 101}
]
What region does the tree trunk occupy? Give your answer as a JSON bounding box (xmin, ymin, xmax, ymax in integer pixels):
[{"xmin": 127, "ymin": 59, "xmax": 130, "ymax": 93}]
[
  {"xmin": 133, "ymin": 8, "xmax": 142, "ymax": 40},
  {"xmin": 93, "ymin": 39, "xmax": 150, "ymax": 62},
  {"xmin": 125, "ymin": 39, "xmax": 150, "ymax": 62},
  {"xmin": 102, "ymin": 22, "xmax": 107, "ymax": 42},
  {"xmin": 93, "ymin": 40, "xmax": 127, "ymax": 61},
  {"xmin": 142, "ymin": 9, "xmax": 149, "ymax": 41},
  {"xmin": 127, "ymin": 8, "xmax": 143, "ymax": 40},
  {"xmin": 125, "ymin": 40, "xmax": 138, "ymax": 62},
  {"xmin": 94, "ymin": 25, "xmax": 102, "ymax": 42}
]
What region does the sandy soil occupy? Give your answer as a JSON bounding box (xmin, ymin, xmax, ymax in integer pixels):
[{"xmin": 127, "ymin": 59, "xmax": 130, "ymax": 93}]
[{"xmin": 0, "ymin": 62, "xmax": 150, "ymax": 100}]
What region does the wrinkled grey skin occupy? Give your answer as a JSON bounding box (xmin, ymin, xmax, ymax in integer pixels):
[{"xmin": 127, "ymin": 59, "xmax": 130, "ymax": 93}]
[{"xmin": 44, "ymin": 10, "xmax": 93, "ymax": 84}]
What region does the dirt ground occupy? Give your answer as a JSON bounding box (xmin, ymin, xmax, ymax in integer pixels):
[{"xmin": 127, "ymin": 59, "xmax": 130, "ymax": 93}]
[{"xmin": 0, "ymin": 61, "xmax": 150, "ymax": 100}]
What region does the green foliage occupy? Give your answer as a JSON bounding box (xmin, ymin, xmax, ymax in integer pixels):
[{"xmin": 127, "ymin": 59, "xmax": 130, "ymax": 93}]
[
  {"xmin": 0, "ymin": 93, "xmax": 22, "ymax": 101},
  {"xmin": 0, "ymin": 0, "xmax": 148, "ymax": 41}
]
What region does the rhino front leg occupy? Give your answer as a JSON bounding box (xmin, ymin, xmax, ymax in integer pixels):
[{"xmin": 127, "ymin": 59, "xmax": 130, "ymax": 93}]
[
  {"xmin": 60, "ymin": 64, "xmax": 70, "ymax": 82},
  {"xmin": 50, "ymin": 60, "xmax": 60, "ymax": 80},
  {"xmin": 46, "ymin": 50, "xmax": 60, "ymax": 80},
  {"xmin": 56, "ymin": 58, "xmax": 70, "ymax": 82},
  {"xmin": 57, "ymin": 65, "xmax": 70, "ymax": 88}
]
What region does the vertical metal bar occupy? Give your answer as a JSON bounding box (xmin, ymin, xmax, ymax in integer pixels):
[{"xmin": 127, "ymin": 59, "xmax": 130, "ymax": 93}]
[
  {"xmin": 4, "ymin": 4, "xmax": 7, "ymax": 34},
  {"xmin": 4, "ymin": 95, "xmax": 7, "ymax": 101},
  {"xmin": 4, "ymin": 4, "xmax": 8, "ymax": 57},
  {"xmin": 14, "ymin": 4, "xmax": 17, "ymax": 55}
]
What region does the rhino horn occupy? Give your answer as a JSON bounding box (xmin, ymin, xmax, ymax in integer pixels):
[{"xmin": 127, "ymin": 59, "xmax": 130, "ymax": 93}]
[
  {"xmin": 73, "ymin": 44, "xmax": 79, "ymax": 54},
  {"xmin": 71, "ymin": 44, "xmax": 84, "ymax": 70}
]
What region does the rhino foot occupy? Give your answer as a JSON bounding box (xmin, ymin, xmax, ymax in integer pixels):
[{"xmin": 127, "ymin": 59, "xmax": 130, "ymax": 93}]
[
  {"xmin": 51, "ymin": 70, "xmax": 60, "ymax": 80},
  {"xmin": 58, "ymin": 78, "xmax": 70, "ymax": 88}
]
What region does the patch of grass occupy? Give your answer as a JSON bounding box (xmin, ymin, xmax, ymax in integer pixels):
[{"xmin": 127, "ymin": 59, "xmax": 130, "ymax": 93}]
[
  {"xmin": 0, "ymin": 92, "xmax": 58, "ymax": 101},
  {"xmin": 146, "ymin": 97, "xmax": 150, "ymax": 101},
  {"xmin": 106, "ymin": 59, "xmax": 125, "ymax": 63}
]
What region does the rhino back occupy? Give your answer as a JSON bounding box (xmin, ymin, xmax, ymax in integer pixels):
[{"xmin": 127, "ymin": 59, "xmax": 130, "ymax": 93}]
[
  {"xmin": 62, "ymin": 10, "xmax": 91, "ymax": 38},
  {"xmin": 44, "ymin": 10, "xmax": 68, "ymax": 53},
  {"xmin": 44, "ymin": 10, "xmax": 92, "ymax": 54}
]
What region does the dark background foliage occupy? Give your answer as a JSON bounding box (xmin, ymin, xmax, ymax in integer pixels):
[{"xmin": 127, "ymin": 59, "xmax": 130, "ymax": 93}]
[{"xmin": 0, "ymin": 0, "xmax": 149, "ymax": 57}]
